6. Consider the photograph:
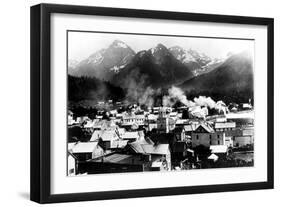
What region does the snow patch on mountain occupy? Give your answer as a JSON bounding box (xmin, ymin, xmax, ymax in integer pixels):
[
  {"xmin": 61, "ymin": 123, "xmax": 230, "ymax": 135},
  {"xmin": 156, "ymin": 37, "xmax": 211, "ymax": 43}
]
[
  {"xmin": 110, "ymin": 64, "xmax": 126, "ymax": 73},
  {"xmin": 150, "ymin": 47, "xmax": 156, "ymax": 55},
  {"xmin": 182, "ymin": 52, "xmax": 196, "ymax": 63},
  {"xmin": 188, "ymin": 49, "xmax": 212, "ymax": 64},
  {"xmin": 87, "ymin": 50, "xmax": 105, "ymax": 65},
  {"xmin": 114, "ymin": 42, "xmax": 128, "ymax": 48},
  {"xmin": 121, "ymin": 54, "xmax": 132, "ymax": 63},
  {"xmin": 169, "ymin": 46, "xmax": 225, "ymax": 76},
  {"xmin": 169, "ymin": 46, "xmax": 196, "ymax": 63}
]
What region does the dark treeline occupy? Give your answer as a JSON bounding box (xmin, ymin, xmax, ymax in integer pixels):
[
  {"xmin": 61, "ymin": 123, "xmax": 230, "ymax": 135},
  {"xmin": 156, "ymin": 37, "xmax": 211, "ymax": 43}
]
[
  {"xmin": 68, "ymin": 75, "xmax": 253, "ymax": 108},
  {"xmin": 68, "ymin": 75, "xmax": 125, "ymax": 102}
]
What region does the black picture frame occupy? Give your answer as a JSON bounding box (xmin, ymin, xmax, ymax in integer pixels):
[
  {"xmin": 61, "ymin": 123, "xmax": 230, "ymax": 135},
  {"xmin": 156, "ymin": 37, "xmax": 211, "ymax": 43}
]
[{"xmin": 30, "ymin": 3, "xmax": 274, "ymax": 204}]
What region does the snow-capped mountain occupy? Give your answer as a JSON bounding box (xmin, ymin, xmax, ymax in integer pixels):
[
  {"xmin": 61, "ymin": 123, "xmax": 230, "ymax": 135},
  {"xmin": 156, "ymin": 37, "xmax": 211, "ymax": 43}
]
[
  {"xmin": 169, "ymin": 46, "xmax": 196, "ymax": 63},
  {"xmin": 85, "ymin": 49, "xmax": 106, "ymax": 65},
  {"xmin": 169, "ymin": 46, "xmax": 224, "ymax": 76},
  {"xmin": 187, "ymin": 48, "xmax": 212, "ymax": 66},
  {"xmin": 68, "ymin": 40, "xmax": 227, "ymax": 88},
  {"xmin": 179, "ymin": 51, "xmax": 253, "ymax": 98},
  {"xmin": 111, "ymin": 43, "xmax": 194, "ymax": 89},
  {"xmin": 69, "ymin": 40, "xmax": 136, "ymax": 81},
  {"xmin": 68, "ymin": 59, "xmax": 79, "ymax": 68}
]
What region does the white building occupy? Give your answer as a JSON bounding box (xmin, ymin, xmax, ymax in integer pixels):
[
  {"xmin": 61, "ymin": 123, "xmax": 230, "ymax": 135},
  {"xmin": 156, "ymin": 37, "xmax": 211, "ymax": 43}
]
[
  {"xmin": 70, "ymin": 142, "xmax": 105, "ymax": 161},
  {"xmin": 191, "ymin": 123, "xmax": 233, "ymax": 147},
  {"xmin": 90, "ymin": 129, "xmax": 119, "ymax": 149},
  {"xmin": 122, "ymin": 114, "xmax": 145, "ymax": 127}
]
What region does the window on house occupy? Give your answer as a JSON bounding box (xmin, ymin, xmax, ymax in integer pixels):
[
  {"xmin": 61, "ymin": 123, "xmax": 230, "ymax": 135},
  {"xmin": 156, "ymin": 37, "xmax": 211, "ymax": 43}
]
[
  {"xmin": 196, "ymin": 135, "xmax": 199, "ymax": 140},
  {"xmin": 218, "ymin": 140, "xmax": 220, "ymax": 145},
  {"xmin": 209, "ymin": 135, "xmax": 212, "ymax": 139},
  {"xmin": 217, "ymin": 134, "xmax": 220, "ymax": 138}
]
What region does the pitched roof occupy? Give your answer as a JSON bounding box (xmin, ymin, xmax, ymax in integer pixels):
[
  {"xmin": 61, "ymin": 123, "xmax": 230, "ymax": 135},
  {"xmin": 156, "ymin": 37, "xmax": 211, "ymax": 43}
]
[
  {"xmin": 101, "ymin": 153, "xmax": 144, "ymax": 165},
  {"xmin": 71, "ymin": 142, "xmax": 99, "ymax": 153},
  {"xmin": 128, "ymin": 142, "xmax": 145, "ymax": 154},
  {"xmin": 103, "ymin": 154, "xmax": 132, "ymax": 163},
  {"xmin": 90, "ymin": 130, "xmax": 102, "ymax": 141},
  {"xmin": 90, "ymin": 130, "xmax": 119, "ymax": 141},
  {"xmin": 129, "ymin": 142, "xmax": 170, "ymax": 155},
  {"xmin": 194, "ymin": 123, "xmax": 214, "ymax": 133}
]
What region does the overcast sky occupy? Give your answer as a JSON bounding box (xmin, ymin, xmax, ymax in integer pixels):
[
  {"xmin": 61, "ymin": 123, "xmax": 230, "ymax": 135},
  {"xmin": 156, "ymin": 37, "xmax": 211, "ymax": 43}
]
[{"xmin": 68, "ymin": 31, "xmax": 254, "ymax": 62}]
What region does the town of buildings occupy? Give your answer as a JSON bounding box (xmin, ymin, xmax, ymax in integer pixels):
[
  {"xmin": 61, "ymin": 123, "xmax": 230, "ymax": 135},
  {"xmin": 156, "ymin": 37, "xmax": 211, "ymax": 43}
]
[{"xmin": 67, "ymin": 101, "xmax": 254, "ymax": 176}]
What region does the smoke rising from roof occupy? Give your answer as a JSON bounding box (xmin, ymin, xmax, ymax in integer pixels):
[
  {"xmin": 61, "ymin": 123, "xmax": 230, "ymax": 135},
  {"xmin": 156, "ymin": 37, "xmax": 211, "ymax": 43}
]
[{"xmin": 162, "ymin": 86, "xmax": 228, "ymax": 114}]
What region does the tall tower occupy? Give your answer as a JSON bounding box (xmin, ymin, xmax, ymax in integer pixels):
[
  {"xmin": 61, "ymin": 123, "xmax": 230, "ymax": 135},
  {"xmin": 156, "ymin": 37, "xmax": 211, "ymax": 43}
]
[{"xmin": 157, "ymin": 107, "xmax": 169, "ymax": 133}]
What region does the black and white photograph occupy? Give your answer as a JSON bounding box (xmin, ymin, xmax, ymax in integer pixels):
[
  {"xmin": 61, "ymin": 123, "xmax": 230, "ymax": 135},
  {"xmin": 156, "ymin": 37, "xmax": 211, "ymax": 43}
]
[
  {"xmin": 28, "ymin": 2, "xmax": 274, "ymax": 203},
  {"xmin": 67, "ymin": 31, "xmax": 255, "ymax": 176}
]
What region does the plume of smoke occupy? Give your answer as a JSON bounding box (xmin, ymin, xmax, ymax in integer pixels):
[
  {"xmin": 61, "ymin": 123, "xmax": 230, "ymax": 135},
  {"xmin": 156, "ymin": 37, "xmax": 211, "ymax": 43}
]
[
  {"xmin": 214, "ymin": 100, "xmax": 228, "ymax": 114},
  {"xmin": 162, "ymin": 86, "xmax": 228, "ymax": 115},
  {"xmin": 194, "ymin": 96, "xmax": 216, "ymax": 108},
  {"xmin": 163, "ymin": 86, "xmax": 195, "ymax": 107},
  {"xmin": 138, "ymin": 87, "xmax": 158, "ymax": 108},
  {"xmin": 124, "ymin": 70, "xmax": 161, "ymax": 108}
]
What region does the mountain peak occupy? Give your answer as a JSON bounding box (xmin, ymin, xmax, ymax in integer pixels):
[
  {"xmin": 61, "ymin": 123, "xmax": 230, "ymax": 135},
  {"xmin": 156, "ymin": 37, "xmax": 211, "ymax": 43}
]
[
  {"xmin": 156, "ymin": 43, "xmax": 167, "ymax": 49},
  {"xmin": 149, "ymin": 43, "xmax": 169, "ymax": 55},
  {"xmin": 70, "ymin": 40, "xmax": 135, "ymax": 80},
  {"xmin": 110, "ymin": 40, "xmax": 129, "ymax": 49}
]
